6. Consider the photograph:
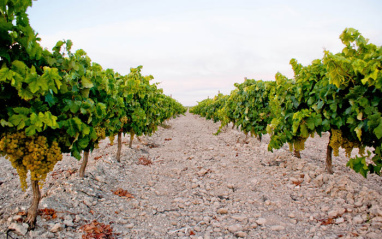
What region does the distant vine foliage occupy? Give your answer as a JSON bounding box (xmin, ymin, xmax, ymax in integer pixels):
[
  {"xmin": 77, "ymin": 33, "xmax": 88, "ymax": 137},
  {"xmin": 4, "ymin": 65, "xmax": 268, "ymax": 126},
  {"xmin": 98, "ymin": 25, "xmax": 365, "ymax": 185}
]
[{"xmin": 191, "ymin": 28, "xmax": 382, "ymax": 178}]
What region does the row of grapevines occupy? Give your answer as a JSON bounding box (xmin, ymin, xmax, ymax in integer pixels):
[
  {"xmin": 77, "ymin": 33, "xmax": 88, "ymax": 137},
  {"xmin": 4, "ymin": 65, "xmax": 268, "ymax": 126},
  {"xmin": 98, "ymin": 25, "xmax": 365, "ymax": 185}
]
[
  {"xmin": 190, "ymin": 93, "xmax": 228, "ymax": 123},
  {"xmin": 191, "ymin": 28, "xmax": 382, "ymax": 178},
  {"xmin": 0, "ymin": 0, "xmax": 186, "ymax": 229}
]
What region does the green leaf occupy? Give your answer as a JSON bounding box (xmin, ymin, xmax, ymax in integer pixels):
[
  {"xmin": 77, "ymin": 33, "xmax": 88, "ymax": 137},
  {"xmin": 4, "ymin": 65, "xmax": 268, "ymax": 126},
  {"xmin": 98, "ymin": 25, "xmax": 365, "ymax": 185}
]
[
  {"xmin": 11, "ymin": 60, "xmax": 27, "ymax": 74},
  {"xmin": 0, "ymin": 119, "xmax": 13, "ymax": 127},
  {"xmin": 40, "ymin": 111, "xmax": 59, "ymax": 129},
  {"xmin": 300, "ymin": 124, "xmax": 309, "ymax": 138},
  {"xmin": 80, "ymin": 107, "xmax": 87, "ymax": 115},
  {"xmin": 54, "ymin": 77, "xmax": 62, "ymax": 90},
  {"xmin": 78, "ymin": 137, "xmax": 90, "ymax": 149},
  {"xmin": 82, "ymin": 124, "xmax": 90, "ymax": 135},
  {"xmin": 13, "ymin": 107, "xmax": 31, "ymax": 114},
  {"xmin": 317, "ymin": 101, "xmax": 324, "ymax": 110},
  {"xmin": 73, "ymin": 117, "xmax": 83, "ymax": 131},
  {"xmin": 28, "ymin": 76, "xmax": 41, "ymax": 93},
  {"xmin": 306, "ymin": 118, "xmax": 315, "ymax": 130},
  {"xmin": 81, "ymin": 76, "xmax": 94, "ymax": 88},
  {"xmin": 46, "ymin": 56, "xmax": 57, "ymax": 66},
  {"xmin": 90, "ymin": 127, "xmax": 97, "ymax": 140},
  {"xmin": 66, "ymin": 39, "xmax": 73, "ymax": 52},
  {"xmin": 370, "ymin": 69, "xmax": 379, "ymax": 80},
  {"xmin": 66, "ymin": 119, "xmax": 81, "ymax": 137},
  {"xmin": 41, "ymin": 66, "xmax": 61, "ymax": 91},
  {"xmin": 53, "ymin": 40, "xmax": 64, "ymax": 53},
  {"xmin": 329, "ymin": 103, "xmax": 337, "ymax": 112},
  {"xmin": 374, "ymin": 119, "xmax": 382, "ymax": 139},
  {"xmin": 45, "ymin": 93, "xmax": 57, "ymax": 107},
  {"xmin": 0, "ymin": 65, "xmax": 13, "ymax": 82},
  {"xmin": 359, "ymin": 97, "xmax": 369, "ymax": 108},
  {"xmin": 29, "ymin": 113, "xmax": 40, "ymax": 126},
  {"xmin": 314, "ymin": 117, "xmax": 322, "ymax": 126},
  {"xmin": 81, "ymin": 88, "xmax": 90, "ymax": 98},
  {"xmin": 307, "ymin": 97, "xmax": 315, "ymax": 106},
  {"xmin": 18, "ymin": 87, "xmax": 34, "ymax": 100},
  {"xmin": 346, "ymin": 156, "xmax": 369, "ymax": 178},
  {"xmin": 68, "ymin": 100, "xmax": 80, "ymax": 113},
  {"xmin": 71, "ymin": 145, "xmax": 82, "ymax": 160},
  {"xmin": 25, "ymin": 125, "xmax": 38, "ymax": 136},
  {"xmin": 8, "ymin": 114, "xmax": 29, "ymax": 130},
  {"xmin": 347, "ymin": 117, "xmax": 356, "ymax": 125},
  {"xmin": 361, "ymin": 76, "xmax": 370, "ymax": 85}
]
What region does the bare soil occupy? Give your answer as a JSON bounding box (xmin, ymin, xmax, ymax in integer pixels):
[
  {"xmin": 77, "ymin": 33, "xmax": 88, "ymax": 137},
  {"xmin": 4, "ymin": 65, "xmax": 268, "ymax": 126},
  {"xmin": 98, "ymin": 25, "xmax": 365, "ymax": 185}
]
[{"xmin": 1, "ymin": 112, "xmax": 382, "ymax": 239}]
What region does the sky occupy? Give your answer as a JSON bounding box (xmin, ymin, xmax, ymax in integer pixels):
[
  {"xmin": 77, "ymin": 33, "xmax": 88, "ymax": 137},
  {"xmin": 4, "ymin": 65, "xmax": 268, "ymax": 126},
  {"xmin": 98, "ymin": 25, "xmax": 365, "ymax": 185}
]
[{"xmin": 27, "ymin": 0, "xmax": 382, "ymax": 106}]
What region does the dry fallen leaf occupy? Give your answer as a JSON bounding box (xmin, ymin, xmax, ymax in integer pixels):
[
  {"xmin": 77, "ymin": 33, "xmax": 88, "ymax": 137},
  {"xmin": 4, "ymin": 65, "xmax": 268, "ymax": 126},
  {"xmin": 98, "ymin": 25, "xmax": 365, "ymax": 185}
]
[
  {"xmin": 17, "ymin": 211, "xmax": 27, "ymax": 216},
  {"xmin": 137, "ymin": 156, "xmax": 152, "ymax": 166},
  {"xmin": 320, "ymin": 218, "xmax": 334, "ymax": 225},
  {"xmin": 292, "ymin": 181, "xmax": 303, "ymax": 186},
  {"xmin": 79, "ymin": 220, "xmax": 117, "ymax": 239},
  {"xmin": 112, "ymin": 188, "xmax": 134, "ymax": 199},
  {"xmin": 38, "ymin": 208, "xmax": 57, "ymax": 220},
  {"xmin": 94, "ymin": 156, "xmax": 102, "ymax": 160}
]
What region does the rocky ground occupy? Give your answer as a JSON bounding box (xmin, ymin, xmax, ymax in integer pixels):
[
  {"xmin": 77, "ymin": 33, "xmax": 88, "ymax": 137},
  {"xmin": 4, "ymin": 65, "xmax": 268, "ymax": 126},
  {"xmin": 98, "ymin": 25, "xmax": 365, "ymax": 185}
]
[{"xmin": 1, "ymin": 112, "xmax": 382, "ymax": 239}]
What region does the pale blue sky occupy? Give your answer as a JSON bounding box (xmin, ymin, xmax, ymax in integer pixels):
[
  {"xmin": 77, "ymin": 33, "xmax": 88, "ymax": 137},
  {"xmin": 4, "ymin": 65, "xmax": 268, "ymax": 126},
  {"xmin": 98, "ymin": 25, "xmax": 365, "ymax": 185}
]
[{"xmin": 27, "ymin": 0, "xmax": 382, "ymax": 106}]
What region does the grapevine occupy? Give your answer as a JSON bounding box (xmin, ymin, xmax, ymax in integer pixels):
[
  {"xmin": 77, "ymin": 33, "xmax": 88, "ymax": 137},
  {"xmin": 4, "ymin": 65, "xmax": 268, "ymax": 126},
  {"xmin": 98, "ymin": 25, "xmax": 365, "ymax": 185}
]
[
  {"xmin": 0, "ymin": 0, "xmax": 186, "ymax": 229},
  {"xmin": 192, "ymin": 28, "xmax": 382, "ymax": 177}
]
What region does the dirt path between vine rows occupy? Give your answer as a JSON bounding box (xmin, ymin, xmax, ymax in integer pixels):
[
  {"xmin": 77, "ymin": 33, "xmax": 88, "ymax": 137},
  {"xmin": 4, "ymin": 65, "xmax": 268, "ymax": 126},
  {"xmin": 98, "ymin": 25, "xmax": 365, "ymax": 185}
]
[{"xmin": 1, "ymin": 112, "xmax": 382, "ymax": 239}]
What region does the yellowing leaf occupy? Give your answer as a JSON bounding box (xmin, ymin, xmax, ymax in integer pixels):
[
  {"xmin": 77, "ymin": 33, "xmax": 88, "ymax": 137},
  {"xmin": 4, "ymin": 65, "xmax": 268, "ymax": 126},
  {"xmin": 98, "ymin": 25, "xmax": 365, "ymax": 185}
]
[
  {"xmin": 357, "ymin": 112, "xmax": 363, "ymax": 120},
  {"xmin": 81, "ymin": 76, "xmax": 94, "ymax": 88},
  {"xmin": 355, "ymin": 127, "xmax": 362, "ymax": 141}
]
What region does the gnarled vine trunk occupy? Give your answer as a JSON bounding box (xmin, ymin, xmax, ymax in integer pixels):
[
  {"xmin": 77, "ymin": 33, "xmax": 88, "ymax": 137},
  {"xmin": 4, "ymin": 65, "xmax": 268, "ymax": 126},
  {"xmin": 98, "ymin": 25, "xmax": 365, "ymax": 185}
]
[
  {"xmin": 326, "ymin": 132, "xmax": 334, "ymax": 174},
  {"xmin": 116, "ymin": 131, "xmax": 122, "ymax": 162},
  {"xmin": 129, "ymin": 131, "xmax": 135, "ymax": 148},
  {"xmin": 293, "ymin": 149, "xmax": 301, "ymax": 158},
  {"xmin": 257, "ymin": 135, "xmax": 262, "ymax": 142},
  {"xmin": 26, "ymin": 180, "xmax": 41, "ymax": 230},
  {"xmin": 244, "ymin": 132, "xmax": 249, "ymax": 144},
  {"xmin": 79, "ymin": 151, "xmax": 89, "ymax": 178}
]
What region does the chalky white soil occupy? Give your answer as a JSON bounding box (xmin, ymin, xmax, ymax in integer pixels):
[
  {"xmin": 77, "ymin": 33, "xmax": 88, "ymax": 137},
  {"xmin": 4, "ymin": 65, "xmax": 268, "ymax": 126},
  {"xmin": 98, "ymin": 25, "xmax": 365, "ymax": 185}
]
[{"xmin": 1, "ymin": 112, "xmax": 382, "ymax": 239}]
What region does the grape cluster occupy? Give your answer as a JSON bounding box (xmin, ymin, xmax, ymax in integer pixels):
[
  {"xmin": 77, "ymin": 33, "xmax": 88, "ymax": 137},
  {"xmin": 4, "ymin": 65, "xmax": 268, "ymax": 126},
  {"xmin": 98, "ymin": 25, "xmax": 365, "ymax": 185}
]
[
  {"xmin": 329, "ymin": 129, "xmax": 342, "ymax": 156},
  {"xmin": 0, "ymin": 131, "xmax": 26, "ymax": 159},
  {"xmin": 329, "ymin": 129, "xmax": 363, "ymax": 157},
  {"xmin": 109, "ymin": 134, "xmax": 115, "ymax": 145},
  {"xmin": 0, "ymin": 132, "xmax": 28, "ymax": 190},
  {"xmin": 120, "ymin": 116, "xmax": 128, "ymax": 124},
  {"xmin": 341, "ymin": 137, "xmax": 362, "ymax": 158},
  {"xmin": 0, "ymin": 132, "xmax": 62, "ymax": 191},
  {"xmin": 24, "ymin": 136, "xmax": 62, "ymax": 184},
  {"xmin": 95, "ymin": 127, "xmax": 106, "ymax": 139},
  {"xmin": 288, "ymin": 137, "xmax": 307, "ymax": 152}
]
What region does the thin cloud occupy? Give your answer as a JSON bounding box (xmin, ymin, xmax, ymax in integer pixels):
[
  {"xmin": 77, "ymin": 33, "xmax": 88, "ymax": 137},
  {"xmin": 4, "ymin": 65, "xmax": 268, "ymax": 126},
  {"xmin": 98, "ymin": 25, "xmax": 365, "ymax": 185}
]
[{"xmin": 30, "ymin": 0, "xmax": 382, "ymax": 106}]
